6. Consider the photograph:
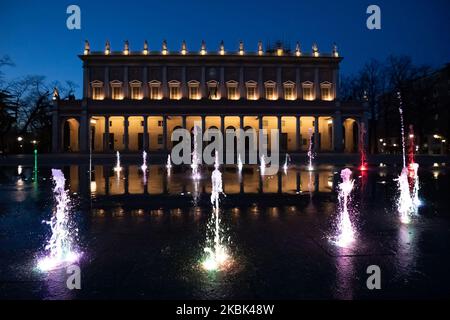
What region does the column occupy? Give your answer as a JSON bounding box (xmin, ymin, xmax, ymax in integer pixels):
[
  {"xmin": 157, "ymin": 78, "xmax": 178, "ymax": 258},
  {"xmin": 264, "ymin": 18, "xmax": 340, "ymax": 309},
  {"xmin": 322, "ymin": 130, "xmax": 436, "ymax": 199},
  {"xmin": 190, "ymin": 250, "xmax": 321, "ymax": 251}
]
[
  {"xmin": 143, "ymin": 115, "xmax": 149, "ymax": 151},
  {"xmin": 220, "ymin": 116, "xmax": 225, "ymax": 162},
  {"xmin": 295, "ymin": 67, "xmax": 301, "ymax": 100},
  {"xmin": 333, "ymin": 110, "xmax": 343, "ymax": 152},
  {"xmin": 314, "ymin": 116, "xmax": 319, "ymax": 152},
  {"xmin": 259, "ymin": 115, "xmax": 263, "ymax": 156},
  {"xmin": 162, "ymin": 115, "xmax": 168, "ymax": 151},
  {"xmin": 123, "ymin": 67, "xmax": 129, "ymax": 98},
  {"xmin": 258, "ymin": 67, "xmax": 264, "ymax": 99},
  {"xmin": 220, "ymin": 67, "xmax": 225, "ymax": 98},
  {"xmin": 332, "ymin": 68, "xmax": 339, "ymax": 100},
  {"xmin": 239, "ymin": 67, "xmax": 245, "ymax": 98},
  {"xmin": 104, "ymin": 67, "xmax": 110, "ymax": 98},
  {"xmin": 79, "ymin": 106, "xmax": 88, "ymax": 153},
  {"xmin": 83, "ymin": 65, "xmax": 89, "ymax": 98},
  {"xmin": 314, "ymin": 68, "xmax": 320, "ymax": 100},
  {"xmin": 103, "ymin": 116, "xmax": 110, "ymax": 152},
  {"xmin": 124, "ymin": 116, "xmax": 129, "ymax": 152},
  {"xmin": 296, "ymin": 116, "xmax": 301, "ymax": 151},
  {"xmin": 201, "ymin": 66, "xmax": 206, "ymax": 98},
  {"xmin": 182, "ymin": 67, "xmax": 187, "ymax": 98},
  {"xmin": 142, "ymin": 67, "xmax": 148, "ymax": 99},
  {"xmin": 162, "ymin": 66, "xmax": 168, "ymax": 98},
  {"xmin": 182, "ymin": 115, "xmax": 187, "ymax": 129},
  {"xmin": 278, "ymin": 116, "xmax": 282, "ymax": 152},
  {"xmin": 276, "ymin": 67, "xmax": 282, "ymax": 99}
]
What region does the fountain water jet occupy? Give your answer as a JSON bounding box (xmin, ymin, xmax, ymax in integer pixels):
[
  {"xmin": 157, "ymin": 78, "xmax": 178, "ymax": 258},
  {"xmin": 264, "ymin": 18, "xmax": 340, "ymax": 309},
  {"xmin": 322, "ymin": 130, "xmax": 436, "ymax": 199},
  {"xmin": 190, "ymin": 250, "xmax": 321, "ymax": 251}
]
[
  {"xmin": 141, "ymin": 150, "xmax": 148, "ymax": 172},
  {"xmin": 307, "ymin": 128, "xmax": 315, "ymax": 171},
  {"xmin": 359, "ymin": 123, "xmax": 368, "ymax": 171},
  {"xmin": 332, "ymin": 168, "xmax": 356, "ymax": 248},
  {"xmin": 191, "ymin": 126, "xmax": 201, "ymax": 180},
  {"xmin": 283, "ymin": 153, "xmax": 290, "ymax": 174},
  {"xmin": 202, "ymin": 151, "xmax": 229, "ymax": 271},
  {"xmin": 37, "ymin": 169, "xmax": 80, "ymax": 271},
  {"xmin": 260, "ymin": 155, "xmax": 266, "ymax": 176},
  {"xmin": 238, "ymin": 154, "xmax": 243, "ymax": 172},
  {"xmin": 114, "ymin": 151, "xmax": 122, "ymax": 173},
  {"xmin": 397, "ymin": 167, "xmax": 414, "ymax": 224}
]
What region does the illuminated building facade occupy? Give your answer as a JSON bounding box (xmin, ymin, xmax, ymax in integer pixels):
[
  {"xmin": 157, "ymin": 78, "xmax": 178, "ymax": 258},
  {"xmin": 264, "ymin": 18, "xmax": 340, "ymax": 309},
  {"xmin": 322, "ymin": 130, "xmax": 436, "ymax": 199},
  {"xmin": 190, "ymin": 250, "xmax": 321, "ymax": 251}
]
[{"xmin": 52, "ymin": 40, "xmax": 367, "ymax": 154}]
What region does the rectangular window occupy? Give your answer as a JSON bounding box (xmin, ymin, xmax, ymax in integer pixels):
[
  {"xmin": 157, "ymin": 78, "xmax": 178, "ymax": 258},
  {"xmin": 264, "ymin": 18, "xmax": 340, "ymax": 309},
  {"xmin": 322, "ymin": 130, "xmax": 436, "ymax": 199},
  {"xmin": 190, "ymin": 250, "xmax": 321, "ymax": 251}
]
[
  {"xmin": 93, "ymin": 86, "xmax": 103, "ymax": 100},
  {"xmin": 247, "ymin": 86, "xmax": 256, "ymax": 100},
  {"xmin": 284, "ymin": 86, "xmax": 295, "ymax": 100},
  {"xmin": 131, "ymin": 86, "xmax": 141, "ymax": 100},
  {"xmin": 170, "ymin": 86, "xmax": 180, "ymax": 100},
  {"xmin": 150, "ymin": 86, "xmax": 160, "ymax": 99},
  {"xmin": 189, "ymin": 86, "xmax": 200, "ymax": 99},
  {"xmin": 112, "ymin": 86, "xmax": 122, "ymax": 100},
  {"xmin": 227, "ymin": 86, "xmax": 238, "ymax": 100},
  {"xmin": 321, "ymin": 87, "xmax": 331, "ymax": 101},
  {"xmin": 303, "ymin": 86, "xmax": 313, "ymax": 101},
  {"xmin": 265, "ymin": 87, "xmax": 275, "ymax": 100},
  {"xmin": 158, "ymin": 120, "xmax": 163, "ymax": 127},
  {"xmin": 157, "ymin": 134, "xmax": 163, "ymax": 145}
]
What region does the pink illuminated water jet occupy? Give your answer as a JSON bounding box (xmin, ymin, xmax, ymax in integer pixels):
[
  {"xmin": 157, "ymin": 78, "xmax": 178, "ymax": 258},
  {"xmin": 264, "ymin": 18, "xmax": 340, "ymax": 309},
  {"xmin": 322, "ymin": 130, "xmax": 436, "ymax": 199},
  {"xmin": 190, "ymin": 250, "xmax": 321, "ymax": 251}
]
[{"xmin": 359, "ymin": 123, "xmax": 368, "ymax": 171}]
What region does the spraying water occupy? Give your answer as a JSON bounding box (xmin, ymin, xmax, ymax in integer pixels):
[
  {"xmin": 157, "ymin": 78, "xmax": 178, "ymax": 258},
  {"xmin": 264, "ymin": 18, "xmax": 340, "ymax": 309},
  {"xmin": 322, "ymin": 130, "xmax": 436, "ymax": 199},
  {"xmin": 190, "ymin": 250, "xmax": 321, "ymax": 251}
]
[
  {"xmin": 397, "ymin": 91, "xmax": 407, "ymax": 168},
  {"xmin": 397, "ymin": 167, "xmax": 414, "ymax": 224},
  {"xmin": 359, "ymin": 123, "xmax": 368, "ymax": 171},
  {"xmin": 260, "ymin": 155, "xmax": 266, "ymax": 176},
  {"xmin": 283, "ymin": 153, "xmax": 290, "ymax": 174},
  {"xmin": 37, "ymin": 169, "xmax": 80, "ymax": 271},
  {"xmin": 332, "ymin": 168, "xmax": 356, "ymax": 248},
  {"xmin": 141, "ymin": 151, "xmax": 148, "ymax": 172},
  {"xmin": 238, "ymin": 154, "xmax": 243, "ymax": 172},
  {"xmin": 202, "ymin": 151, "xmax": 229, "ymax": 271},
  {"xmin": 307, "ymin": 128, "xmax": 315, "ymax": 171},
  {"xmin": 114, "ymin": 151, "xmax": 122, "ymax": 173},
  {"xmin": 191, "ymin": 126, "xmax": 201, "ymax": 180},
  {"xmin": 407, "ymin": 125, "xmax": 421, "ymax": 208}
]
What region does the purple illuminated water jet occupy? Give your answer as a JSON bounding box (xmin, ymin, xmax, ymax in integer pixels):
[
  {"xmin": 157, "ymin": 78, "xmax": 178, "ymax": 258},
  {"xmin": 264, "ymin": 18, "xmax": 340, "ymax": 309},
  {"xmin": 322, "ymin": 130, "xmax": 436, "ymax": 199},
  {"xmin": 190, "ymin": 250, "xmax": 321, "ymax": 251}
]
[{"xmin": 37, "ymin": 169, "xmax": 80, "ymax": 271}]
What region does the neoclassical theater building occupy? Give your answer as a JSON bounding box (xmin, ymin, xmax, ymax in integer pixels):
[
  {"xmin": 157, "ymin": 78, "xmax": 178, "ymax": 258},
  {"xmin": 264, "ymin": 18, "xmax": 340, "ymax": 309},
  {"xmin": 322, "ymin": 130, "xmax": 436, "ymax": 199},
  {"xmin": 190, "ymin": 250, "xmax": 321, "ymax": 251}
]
[{"xmin": 52, "ymin": 40, "xmax": 367, "ymax": 155}]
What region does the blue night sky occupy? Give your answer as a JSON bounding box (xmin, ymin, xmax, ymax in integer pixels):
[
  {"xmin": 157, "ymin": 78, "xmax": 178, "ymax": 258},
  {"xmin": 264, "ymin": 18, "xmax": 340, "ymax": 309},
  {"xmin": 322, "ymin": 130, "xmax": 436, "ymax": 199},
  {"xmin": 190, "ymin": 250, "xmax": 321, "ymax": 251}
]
[{"xmin": 1, "ymin": 0, "xmax": 449, "ymax": 97}]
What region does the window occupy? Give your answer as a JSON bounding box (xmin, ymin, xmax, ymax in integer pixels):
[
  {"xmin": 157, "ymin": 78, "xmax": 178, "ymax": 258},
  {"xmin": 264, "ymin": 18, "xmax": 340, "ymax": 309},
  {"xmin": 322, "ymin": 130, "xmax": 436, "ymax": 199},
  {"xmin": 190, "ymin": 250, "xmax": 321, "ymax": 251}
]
[
  {"xmin": 320, "ymin": 82, "xmax": 333, "ymax": 101},
  {"xmin": 168, "ymin": 80, "xmax": 181, "ymax": 100},
  {"xmin": 283, "ymin": 81, "xmax": 296, "ymax": 100},
  {"xmin": 149, "ymin": 80, "xmax": 161, "ymax": 100},
  {"xmin": 302, "ymin": 81, "xmax": 314, "ymax": 101},
  {"xmin": 157, "ymin": 134, "xmax": 163, "ymax": 145},
  {"xmin": 110, "ymin": 80, "xmax": 123, "ymax": 100},
  {"xmin": 129, "ymin": 80, "xmax": 142, "ymax": 100},
  {"xmin": 91, "ymin": 81, "xmax": 104, "ymax": 100},
  {"xmin": 158, "ymin": 120, "xmax": 163, "ymax": 127},
  {"xmin": 246, "ymin": 81, "xmax": 257, "ymax": 100},
  {"xmin": 188, "ymin": 80, "xmax": 200, "ymax": 100},
  {"xmin": 264, "ymin": 81, "xmax": 277, "ymax": 100},
  {"xmin": 226, "ymin": 81, "xmax": 239, "ymax": 100},
  {"xmin": 207, "ymin": 80, "xmax": 219, "ymax": 100}
]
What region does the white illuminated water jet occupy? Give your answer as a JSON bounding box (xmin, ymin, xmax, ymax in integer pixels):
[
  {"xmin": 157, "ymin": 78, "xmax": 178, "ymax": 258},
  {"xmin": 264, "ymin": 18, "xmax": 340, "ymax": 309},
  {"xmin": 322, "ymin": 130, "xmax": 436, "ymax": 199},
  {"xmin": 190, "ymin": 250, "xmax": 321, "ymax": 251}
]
[
  {"xmin": 333, "ymin": 168, "xmax": 356, "ymax": 248},
  {"xmin": 114, "ymin": 151, "xmax": 122, "ymax": 173},
  {"xmin": 260, "ymin": 155, "xmax": 266, "ymax": 176},
  {"xmin": 191, "ymin": 126, "xmax": 201, "ymax": 180},
  {"xmin": 397, "ymin": 167, "xmax": 414, "ymax": 224},
  {"xmin": 37, "ymin": 169, "xmax": 80, "ymax": 271},
  {"xmin": 398, "ymin": 91, "xmax": 407, "ymax": 168},
  {"xmin": 166, "ymin": 154, "xmax": 172, "ymax": 170},
  {"xmin": 202, "ymin": 151, "xmax": 229, "ymax": 271},
  {"xmin": 307, "ymin": 128, "xmax": 314, "ymax": 171},
  {"xmin": 283, "ymin": 153, "xmax": 290, "ymax": 174},
  {"xmin": 141, "ymin": 150, "xmax": 148, "ymax": 172},
  {"xmin": 238, "ymin": 154, "xmax": 243, "ymax": 172}
]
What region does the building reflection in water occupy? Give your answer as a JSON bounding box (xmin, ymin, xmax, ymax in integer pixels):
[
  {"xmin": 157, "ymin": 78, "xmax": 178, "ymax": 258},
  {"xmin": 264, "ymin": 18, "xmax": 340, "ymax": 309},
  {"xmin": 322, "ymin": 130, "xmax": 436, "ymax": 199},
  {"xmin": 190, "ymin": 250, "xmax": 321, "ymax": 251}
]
[{"xmin": 68, "ymin": 165, "xmax": 335, "ymax": 198}]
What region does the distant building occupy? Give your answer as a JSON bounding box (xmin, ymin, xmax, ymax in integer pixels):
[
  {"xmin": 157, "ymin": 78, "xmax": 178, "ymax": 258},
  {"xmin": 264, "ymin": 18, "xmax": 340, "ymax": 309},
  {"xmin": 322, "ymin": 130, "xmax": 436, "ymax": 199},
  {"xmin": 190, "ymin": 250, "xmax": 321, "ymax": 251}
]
[
  {"xmin": 52, "ymin": 40, "xmax": 367, "ymax": 155},
  {"xmin": 377, "ymin": 63, "xmax": 449, "ymax": 155}
]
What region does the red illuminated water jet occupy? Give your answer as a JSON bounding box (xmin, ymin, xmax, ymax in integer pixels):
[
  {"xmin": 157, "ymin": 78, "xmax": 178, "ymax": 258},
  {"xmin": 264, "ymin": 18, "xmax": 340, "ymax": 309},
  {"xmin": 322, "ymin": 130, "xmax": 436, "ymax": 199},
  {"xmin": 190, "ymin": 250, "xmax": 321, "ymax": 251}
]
[{"xmin": 359, "ymin": 123, "xmax": 368, "ymax": 171}]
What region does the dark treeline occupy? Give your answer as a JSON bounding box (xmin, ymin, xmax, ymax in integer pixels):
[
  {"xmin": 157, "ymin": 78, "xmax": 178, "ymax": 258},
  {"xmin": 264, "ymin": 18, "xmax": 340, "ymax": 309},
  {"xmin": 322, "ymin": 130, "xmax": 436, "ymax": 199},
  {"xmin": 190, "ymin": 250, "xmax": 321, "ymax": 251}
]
[{"xmin": 0, "ymin": 55, "xmax": 77, "ymax": 154}]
